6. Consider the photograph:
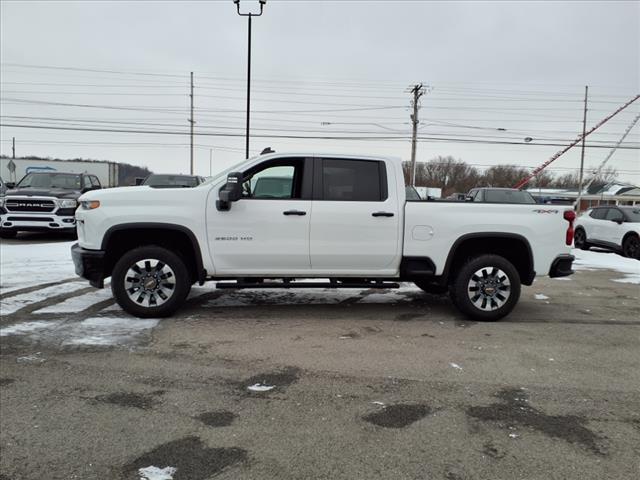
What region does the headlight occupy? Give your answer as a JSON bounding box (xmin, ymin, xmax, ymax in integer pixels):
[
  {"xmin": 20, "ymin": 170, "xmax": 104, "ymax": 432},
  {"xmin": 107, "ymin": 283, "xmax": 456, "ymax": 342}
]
[
  {"xmin": 58, "ymin": 199, "xmax": 78, "ymax": 209},
  {"xmin": 80, "ymin": 200, "xmax": 100, "ymax": 210}
]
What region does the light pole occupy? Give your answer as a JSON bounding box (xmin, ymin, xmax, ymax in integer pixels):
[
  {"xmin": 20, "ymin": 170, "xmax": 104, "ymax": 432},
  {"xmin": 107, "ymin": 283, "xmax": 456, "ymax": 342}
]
[{"xmin": 234, "ymin": 0, "xmax": 266, "ymax": 159}]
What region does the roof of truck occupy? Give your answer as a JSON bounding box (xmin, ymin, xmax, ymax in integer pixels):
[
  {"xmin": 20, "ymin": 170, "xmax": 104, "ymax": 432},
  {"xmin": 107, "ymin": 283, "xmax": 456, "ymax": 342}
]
[{"xmin": 255, "ymin": 152, "xmax": 402, "ymax": 163}]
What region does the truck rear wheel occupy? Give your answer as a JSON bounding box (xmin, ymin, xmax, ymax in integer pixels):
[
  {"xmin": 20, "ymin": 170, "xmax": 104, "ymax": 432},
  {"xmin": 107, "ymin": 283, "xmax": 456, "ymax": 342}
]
[
  {"xmin": 449, "ymin": 254, "xmax": 521, "ymax": 321},
  {"xmin": 111, "ymin": 245, "xmax": 191, "ymax": 318}
]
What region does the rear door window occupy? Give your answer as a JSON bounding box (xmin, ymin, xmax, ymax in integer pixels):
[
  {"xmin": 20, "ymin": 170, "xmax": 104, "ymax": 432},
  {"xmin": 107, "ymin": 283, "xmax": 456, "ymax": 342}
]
[
  {"xmin": 605, "ymin": 208, "xmax": 624, "ymax": 222},
  {"xmin": 320, "ymin": 159, "xmax": 386, "ymax": 201},
  {"xmin": 590, "ymin": 208, "xmax": 607, "ymax": 220}
]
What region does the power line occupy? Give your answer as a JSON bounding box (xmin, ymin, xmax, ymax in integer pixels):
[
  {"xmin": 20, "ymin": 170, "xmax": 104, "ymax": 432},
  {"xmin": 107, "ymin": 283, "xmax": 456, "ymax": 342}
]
[{"xmin": 2, "ymin": 122, "xmax": 638, "ymax": 150}]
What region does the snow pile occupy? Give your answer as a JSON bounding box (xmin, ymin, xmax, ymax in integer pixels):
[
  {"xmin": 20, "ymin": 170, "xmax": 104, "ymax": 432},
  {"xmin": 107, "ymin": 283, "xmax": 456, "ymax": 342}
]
[
  {"xmin": 572, "ymin": 248, "xmax": 640, "ymax": 284},
  {"xmin": 534, "ymin": 294, "xmax": 549, "ymax": 300},
  {"xmin": 0, "ymin": 240, "xmax": 76, "ymax": 293}
]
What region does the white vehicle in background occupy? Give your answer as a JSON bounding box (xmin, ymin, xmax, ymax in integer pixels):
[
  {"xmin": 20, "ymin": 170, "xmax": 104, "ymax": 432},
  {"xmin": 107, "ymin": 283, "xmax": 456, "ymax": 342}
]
[
  {"xmin": 72, "ymin": 152, "xmax": 576, "ymax": 321},
  {"xmin": 574, "ymin": 206, "xmax": 640, "ymax": 259}
]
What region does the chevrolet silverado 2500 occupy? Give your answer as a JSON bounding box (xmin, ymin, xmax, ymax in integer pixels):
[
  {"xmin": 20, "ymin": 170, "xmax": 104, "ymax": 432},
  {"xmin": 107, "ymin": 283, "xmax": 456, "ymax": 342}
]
[{"xmin": 71, "ymin": 153, "xmax": 575, "ymax": 321}]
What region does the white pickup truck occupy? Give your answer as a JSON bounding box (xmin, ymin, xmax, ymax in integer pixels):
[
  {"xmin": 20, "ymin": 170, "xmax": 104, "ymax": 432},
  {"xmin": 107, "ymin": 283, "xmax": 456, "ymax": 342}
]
[{"xmin": 72, "ymin": 152, "xmax": 575, "ymax": 321}]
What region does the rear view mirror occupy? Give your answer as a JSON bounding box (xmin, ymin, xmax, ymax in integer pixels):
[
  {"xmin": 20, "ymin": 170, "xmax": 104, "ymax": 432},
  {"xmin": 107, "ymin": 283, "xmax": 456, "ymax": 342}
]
[{"xmin": 216, "ymin": 172, "xmax": 243, "ymax": 211}]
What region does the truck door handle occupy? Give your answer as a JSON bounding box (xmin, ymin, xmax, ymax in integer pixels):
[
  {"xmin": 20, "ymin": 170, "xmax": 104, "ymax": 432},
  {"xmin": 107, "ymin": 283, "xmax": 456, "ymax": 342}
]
[
  {"xmin": 372, "ymin": 212, "xmax": 394, "ymax": 217},
  {"xmin": 283, "ymin": 210, "xmax": 307, "ymax": 216}
]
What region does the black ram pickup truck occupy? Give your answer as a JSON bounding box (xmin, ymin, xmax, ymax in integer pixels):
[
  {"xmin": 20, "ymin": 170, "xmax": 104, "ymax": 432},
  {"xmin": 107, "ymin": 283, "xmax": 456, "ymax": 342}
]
[{"xmin": 0, "ymin": 172, "xmax": 102, "ymax": 238}]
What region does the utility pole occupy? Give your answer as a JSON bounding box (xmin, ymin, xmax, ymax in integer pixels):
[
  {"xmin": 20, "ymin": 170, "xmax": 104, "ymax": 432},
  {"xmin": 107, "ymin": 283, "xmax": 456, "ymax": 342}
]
[
  {"xmin": 576, "ymin": 85, "xmax": 589, "ymax": 213},
  {"xmin": 12, "ymin": 137, "xmax": 15, "ymax": 158},
  {"xmin": 408, "ymin": 84, "xmax": 425, "ymax": 186},
  {"xmin": 209, "ymin": 149, "xmax": 213, "ymax": 177},
  {"xmin": 189, "ymin": 71, "xmax": 194, "ymax": 175}
]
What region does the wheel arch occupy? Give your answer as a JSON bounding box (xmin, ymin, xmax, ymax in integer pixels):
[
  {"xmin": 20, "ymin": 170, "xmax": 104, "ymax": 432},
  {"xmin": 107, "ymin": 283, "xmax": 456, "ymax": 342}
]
[
  {"xmin": 101, "ymin": 223, "xmax": 206, "ymax": 284},
  {"xmin": 442, "ymin": 232, "xmax": 535, "ymax": 286}
]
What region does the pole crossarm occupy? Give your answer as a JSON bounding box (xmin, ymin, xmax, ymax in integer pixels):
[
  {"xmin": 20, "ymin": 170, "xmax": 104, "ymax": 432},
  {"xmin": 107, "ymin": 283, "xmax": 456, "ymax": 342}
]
[{"xmin": 234, "ymin": 0, "xmax": 265, "ymax": 17}]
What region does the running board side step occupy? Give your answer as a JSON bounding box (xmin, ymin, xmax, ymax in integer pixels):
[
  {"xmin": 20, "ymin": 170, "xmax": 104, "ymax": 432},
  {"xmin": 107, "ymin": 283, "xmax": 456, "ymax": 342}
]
[{"xmin": 216, "ymin": 282, "xmax": 400, "ymax": 289}]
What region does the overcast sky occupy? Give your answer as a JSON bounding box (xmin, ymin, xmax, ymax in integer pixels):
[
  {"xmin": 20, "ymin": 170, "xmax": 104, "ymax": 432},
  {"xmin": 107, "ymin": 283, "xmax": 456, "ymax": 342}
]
[{"xmin": 1, "ymin": 0, "xmax": 638, "ymax": 183}]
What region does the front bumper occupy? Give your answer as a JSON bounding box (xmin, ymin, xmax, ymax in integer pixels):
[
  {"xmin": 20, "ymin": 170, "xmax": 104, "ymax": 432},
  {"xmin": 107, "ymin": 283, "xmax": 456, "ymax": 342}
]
[
  {"xmin": 548, "ymin": 254, "xmax": 575, "ymax": 278},
  {"xmin": 71, "ymin": 243, "xmax": 106, "ymax": 288},
  {"xmin": 1, "ymin": 213, "xmax": 76, "ymax": 232}
]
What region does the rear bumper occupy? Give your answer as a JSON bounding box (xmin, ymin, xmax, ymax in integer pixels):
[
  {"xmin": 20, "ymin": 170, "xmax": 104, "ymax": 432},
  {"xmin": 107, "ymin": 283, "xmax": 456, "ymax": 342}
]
[
  {"xmin": 71, "ymin": 243, "xmax": 105, "ymax": 288},
  {"xmin": 548, "ymin": 254, "xmax": 575, "ymax": 278}
]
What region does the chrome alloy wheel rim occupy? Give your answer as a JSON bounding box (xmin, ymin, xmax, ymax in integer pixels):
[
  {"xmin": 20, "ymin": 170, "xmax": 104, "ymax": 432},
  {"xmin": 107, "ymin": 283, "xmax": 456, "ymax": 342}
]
[
  {"xmin": 124, "ymin": 259, "xmax": 176, "ymax": 307},
  {"xmin": 467, "ymin": 267, "xmax": 511, "ymax": 311}
]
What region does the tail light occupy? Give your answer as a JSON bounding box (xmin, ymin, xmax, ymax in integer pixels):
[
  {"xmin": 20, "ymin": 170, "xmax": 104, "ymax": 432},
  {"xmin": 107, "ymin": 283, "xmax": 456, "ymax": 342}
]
[{"xmin": 564, "ymin": 210, "xmax": 576, "ymax": 246}]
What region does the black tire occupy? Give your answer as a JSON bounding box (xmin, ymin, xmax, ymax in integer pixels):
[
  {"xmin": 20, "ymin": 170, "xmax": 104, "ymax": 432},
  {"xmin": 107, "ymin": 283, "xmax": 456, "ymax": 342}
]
[
  {"xmin": 574, "ymin": 228, "xmax": 589, "ymax": 250},
  {"xmin": 111, "ymin": 245, "xmax": 192, "ymax": 318},
  {"xmin": 622, "ymin": 234, "xmax": 640, "ymax": 260},
  {"xmin": 0, "ymin": 229, "xmax": 17, "ymax": 239},
  {"xmin": 414, "ymin": 279, "xmax": 449, "ymax": 295},
  {"xmin": 449, "ymin": 254, "xmax": 521, "ymax": 321}
]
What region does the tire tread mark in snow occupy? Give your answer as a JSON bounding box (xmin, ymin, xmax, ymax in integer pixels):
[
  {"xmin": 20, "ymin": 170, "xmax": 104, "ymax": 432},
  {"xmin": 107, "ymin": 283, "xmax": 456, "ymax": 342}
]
[
  {"xmin": 0, "ymin": 278, "xmax": 79, "ymax": 301},
  {"xmin": 4, "ymin": 286, "xmax": 96, "ymax": 320}
]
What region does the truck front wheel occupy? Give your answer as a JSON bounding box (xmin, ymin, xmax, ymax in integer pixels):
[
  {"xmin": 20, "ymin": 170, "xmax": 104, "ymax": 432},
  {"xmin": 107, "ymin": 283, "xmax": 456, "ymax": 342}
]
[
  {"xmin": 111, "ymin": 245, "xmax": 191, "ymax": 318},
  {"xmin": 449, "ymin": 254, "xmax": 521, "ymax": 321}
]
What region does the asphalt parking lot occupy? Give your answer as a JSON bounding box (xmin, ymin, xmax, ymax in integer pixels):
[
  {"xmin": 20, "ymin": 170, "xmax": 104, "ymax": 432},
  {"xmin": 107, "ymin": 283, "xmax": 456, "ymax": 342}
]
[{"xmin": 1, "ymin": 234, "xmax": 639, "ymax": 480}]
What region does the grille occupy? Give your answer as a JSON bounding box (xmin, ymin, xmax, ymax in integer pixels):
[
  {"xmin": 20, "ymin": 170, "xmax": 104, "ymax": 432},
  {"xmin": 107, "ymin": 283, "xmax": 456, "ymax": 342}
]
[
  {"xmin": 6, "ymin": 216, "xmax": 54, "ymax": 222},
  {"xmin": 6, "ymin": 199, "xmax": 56, "ymax": 213}
]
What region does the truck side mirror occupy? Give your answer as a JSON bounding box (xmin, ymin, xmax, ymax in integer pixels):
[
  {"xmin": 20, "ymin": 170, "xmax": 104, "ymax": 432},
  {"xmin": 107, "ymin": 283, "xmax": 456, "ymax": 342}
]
[
  {"xmin": 5, "ymin": 182, "xmax": 15, "ymax": 189},
  {"xmin": 216, "ymin": 172, "xmax": 243, "ymax": 211},
  {"xmin": 135, "ymin": 177, "xmax": 145, "ymax": 186}
]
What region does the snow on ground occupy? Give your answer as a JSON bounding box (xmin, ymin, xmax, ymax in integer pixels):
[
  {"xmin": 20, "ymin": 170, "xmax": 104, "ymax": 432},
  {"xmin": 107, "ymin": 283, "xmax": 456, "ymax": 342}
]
[
  {"xmin": 534, "ymin": 294, "xmax": 550, "ymax": 300},
  {"xmin": 138, "ymin": 466, "xmax": 177, "ymax": 480},
  {"xmin": 35, "ymin": 282, "xmax": 113, "ymax": 314},
  {"xmin": 0, "ymin": 240, "xmax": 76, "ymax": 293},
  {"xmin": 0, "ymin": 316, "xmax": 159, "ymax": 347},
  {"xmin": 1, "ymin": 281, "xmax": 87, "ymax": 315},
  {"xmin": 572, "ymin": 248, "xmax": 640, "ymax": 284}
]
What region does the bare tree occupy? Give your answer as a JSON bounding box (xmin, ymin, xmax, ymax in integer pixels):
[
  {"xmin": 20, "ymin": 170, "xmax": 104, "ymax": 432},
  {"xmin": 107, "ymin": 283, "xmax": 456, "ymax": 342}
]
[
  {"xmin": 410, "ymin": 156, "xmax": 481, "ymax": 196},
  {"xmin": 480, "ymin": 164, "xmax": 530, "ymax": 188}
]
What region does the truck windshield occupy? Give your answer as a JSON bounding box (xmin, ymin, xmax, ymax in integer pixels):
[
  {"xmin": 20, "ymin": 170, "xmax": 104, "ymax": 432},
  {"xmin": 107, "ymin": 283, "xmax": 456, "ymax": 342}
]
[
  {"xmin": 17, "ymin": 173, "xmax": 82, "ymax": 190},
  {"xmin": 143, "ymin": 175, "xmax": 199, "ymax": 187}
]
